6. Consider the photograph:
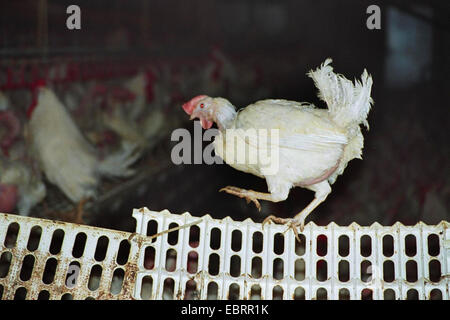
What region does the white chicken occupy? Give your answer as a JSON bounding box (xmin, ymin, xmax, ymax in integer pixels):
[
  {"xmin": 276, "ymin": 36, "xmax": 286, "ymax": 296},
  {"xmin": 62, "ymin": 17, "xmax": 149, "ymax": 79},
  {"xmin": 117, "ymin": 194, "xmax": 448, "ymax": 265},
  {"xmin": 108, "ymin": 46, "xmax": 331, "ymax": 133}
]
[
  {"xmin": 0, "ymin": 95, "xmax": 46, "ymax": 215},
  {"xmin": 0, "ymin": 156, "xmax": 46, "ymax": 215},
  {"xmin": 182, "ymin": 59, "xmax": 373, "ymax": 237},
  {"xmin": 27, "ymin": 83, "xmax": 140, "ymax": 205},
  {"xmin": 101, "ymin": 75, "xmax": 166, "ymax": 150}
]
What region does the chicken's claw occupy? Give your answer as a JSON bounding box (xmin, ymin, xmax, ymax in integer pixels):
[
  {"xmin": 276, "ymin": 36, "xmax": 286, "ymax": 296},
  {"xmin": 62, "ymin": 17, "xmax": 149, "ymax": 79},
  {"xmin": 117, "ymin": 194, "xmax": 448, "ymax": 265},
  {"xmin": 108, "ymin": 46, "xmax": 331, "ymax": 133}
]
[
  {"xmin": 219, "ymin": 186, "xmax": 261, "ymax": 211},
  {"xmin": 261, "ymin": 215, "xmax": 304, "ymax": 243}
]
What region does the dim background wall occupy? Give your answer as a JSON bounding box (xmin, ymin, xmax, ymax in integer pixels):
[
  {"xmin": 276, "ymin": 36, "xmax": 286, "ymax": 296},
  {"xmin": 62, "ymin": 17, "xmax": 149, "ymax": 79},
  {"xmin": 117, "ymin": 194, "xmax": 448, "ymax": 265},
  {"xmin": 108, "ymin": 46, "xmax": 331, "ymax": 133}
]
[{"xmin": 0, "ymin": 0, "xmax": 448, "ymax": 231}]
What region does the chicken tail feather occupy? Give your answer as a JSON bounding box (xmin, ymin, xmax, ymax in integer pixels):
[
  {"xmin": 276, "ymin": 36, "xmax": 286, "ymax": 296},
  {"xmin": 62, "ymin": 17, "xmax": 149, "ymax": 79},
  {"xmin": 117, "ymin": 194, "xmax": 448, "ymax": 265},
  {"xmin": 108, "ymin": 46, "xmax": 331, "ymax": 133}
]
[
  {"xmin": 98, "ymin": 142, "xmax": 141, "ymax": 178},
  {"xmin": 308, "ymin": 58, "xmax": 373, "ymax": 130}
]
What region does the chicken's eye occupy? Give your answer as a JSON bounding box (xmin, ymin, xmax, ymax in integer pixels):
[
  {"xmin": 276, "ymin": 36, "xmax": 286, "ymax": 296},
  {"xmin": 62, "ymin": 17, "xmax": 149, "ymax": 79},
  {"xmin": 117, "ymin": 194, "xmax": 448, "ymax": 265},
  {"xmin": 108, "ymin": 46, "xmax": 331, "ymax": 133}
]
[{"xmin": 200, "ymin": 103, "xmax": 204, "ymax": 108}]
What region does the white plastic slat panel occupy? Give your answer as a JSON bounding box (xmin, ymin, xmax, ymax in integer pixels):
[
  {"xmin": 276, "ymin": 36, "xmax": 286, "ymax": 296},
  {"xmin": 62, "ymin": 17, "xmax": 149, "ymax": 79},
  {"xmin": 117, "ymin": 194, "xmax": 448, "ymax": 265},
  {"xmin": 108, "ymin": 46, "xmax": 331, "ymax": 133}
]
[
  {"xmin": 0, "ymin": 208, "xmax": 448, "ymax": 300},
  {"xmin": 0, "ymin": 213, "xmax": 142, "ymax": 300},
  {"xmin": 132, "ymin": 208, "xmax": 449, "ymax": 300}
]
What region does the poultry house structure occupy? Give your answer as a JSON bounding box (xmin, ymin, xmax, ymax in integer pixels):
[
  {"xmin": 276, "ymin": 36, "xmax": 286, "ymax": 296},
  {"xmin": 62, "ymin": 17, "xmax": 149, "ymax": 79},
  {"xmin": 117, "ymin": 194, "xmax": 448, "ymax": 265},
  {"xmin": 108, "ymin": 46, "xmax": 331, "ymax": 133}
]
[{"xmin": 0, "ymin": 0, "xmax": 449, "ymax": 301}]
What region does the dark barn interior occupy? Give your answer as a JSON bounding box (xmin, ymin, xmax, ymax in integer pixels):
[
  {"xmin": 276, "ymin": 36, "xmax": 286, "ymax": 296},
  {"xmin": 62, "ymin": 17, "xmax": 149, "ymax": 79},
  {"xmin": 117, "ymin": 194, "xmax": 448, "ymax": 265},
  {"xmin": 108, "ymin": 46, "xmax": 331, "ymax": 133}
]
[{"xmin": 0, "ymin": 0, "xmax": 449, "ymax": 234}]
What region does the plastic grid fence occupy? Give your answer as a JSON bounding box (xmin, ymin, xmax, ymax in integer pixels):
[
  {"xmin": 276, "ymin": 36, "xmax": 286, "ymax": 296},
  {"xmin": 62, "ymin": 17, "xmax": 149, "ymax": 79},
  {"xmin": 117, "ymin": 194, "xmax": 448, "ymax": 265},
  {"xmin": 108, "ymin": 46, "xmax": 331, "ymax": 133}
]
[
  {"xmin": 133, "ymin": 209, "xmax": 449, "ymax": 300},
  {"xmin": 0, "ymin": 213, "xmax": 142, "ymax": 300},
  {"xmin": 0, "ymin": 208, "xmax": 448, "ymax": 300}
]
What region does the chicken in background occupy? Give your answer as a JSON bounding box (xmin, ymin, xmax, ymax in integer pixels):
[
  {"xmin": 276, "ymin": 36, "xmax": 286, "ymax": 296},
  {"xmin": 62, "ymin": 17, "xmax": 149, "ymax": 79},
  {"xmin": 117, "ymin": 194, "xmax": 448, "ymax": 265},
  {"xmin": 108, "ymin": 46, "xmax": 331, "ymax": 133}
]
[
  {"xmin": 199, "ymin": 48, "xmax": 237, "ymax": 97},
  {"xmin": 0, "ymin": 155, "xmax": 47, "ymax": 216},
  {"xmin": 27, "ymin": 82, "xmax": 141, "ymax": 219},
  {"xmin": 182, "ymin": 59, "xmax": 373, "ymax": 239},
  {"xmin": 101, "ymin": 71, "xmax": 166, "ymax": 151},
  {"xmin": 0, "ymin": 95, "xmax": 46, "ymax": 215}
]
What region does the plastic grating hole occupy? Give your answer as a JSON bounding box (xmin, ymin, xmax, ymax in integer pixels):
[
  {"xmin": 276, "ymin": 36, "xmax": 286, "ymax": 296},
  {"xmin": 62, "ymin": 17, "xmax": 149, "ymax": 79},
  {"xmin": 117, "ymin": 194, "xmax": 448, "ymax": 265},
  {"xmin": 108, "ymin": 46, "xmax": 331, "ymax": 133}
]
[
  {"xmin": 407, "ymin": 289, "xmax": 419, "ymax": 300},
  {"xmin": 13, "ymin": 287, "xmax": 27, "ymax": 300},
  {"xmin": 250, "ymin": 284, "xmax": 261, "ymax": 300},
  {"xmin": 384, "ymin": 289, "xmax": 396, "ymax": 300},
  {"xmin": 295, "ymin": 234, "xmax": 306, "ymax": 256},
  {"xmin": 360, "ymin": 235, "xmax": 372, "ymax": 257},
  {"xmin": 429, "ymin": 289, "xmax": 442, "ymax": 300},
  {"xmin": 252, "ymin": 231, "xmax": 263, "ymax": 253},
  {"xmin": 61, "ymin": 293, "xmax": 73, "ymax": 300},
  {"xmin": 294, "ymin": 259, "xmax": 305, "ymax": 281},
  {"xmin": 273, "ymin": 233, "xmax": 284, "ymax": 255},
  {"xmin": 167, "ymin": 222, "xmax": 179, "ymax": 245},
  {"xmin": 228, "ymin": 283, "xmax": 240, "ymax": 300},
  {"xmin": 110, "ymin": 268, "xmax": 125, "ymax": 295},
  {"xmin": 338, "ymin": 260, "xmax": 350, "ymax": 282},
  {"xmin": 49, "ymin": 229, "xmax": 64, "ymax": 255},
  {"xmin": 207, "ymin": 282, "xmax": 218, "ymax": 300},
  {"xmin": 165, "ymin": 249, "xmax": 177, "ymax": 272},
  {"xmin": 405, "ymin": 234, "xmax": 417, "ymax": 257},
  {"xmin": 429, "ymin": 259, "xmax": 441, "ymax": 282},
  {"xmin": 144, "ymin": 246, "xmax": 155, "ymax": 270},
  {"xmin": 406, "ymin": 260, "xmax": 418, "ymax": 282},
  {"xmin": 65, "ymin": 261, "xmax": 80, "ymax": 288},
  {"xmin": 339, "ymin": 288, "xmax": 350, "ymax": 300},
  {"xmin": 273, "ymin": 258, "xmax": 284, "ymax": 280},
  {"xmin": 116, "ymin": 239, "xmax": 131, "ymax": 265},
  {"xmin": 37, "ymin": 290, "xmax": 50, "ymax": 300},
  {"xmin": 163, "ymin": 278, "xmax": 175, "ymax": 300},
  {"xmin": 147, "ymin": 220, "xmax": 158, "ymax": 242},
  {"xmin": 383, "ymin": 260, "xmax": 395, "ymax": 282},
  {"xmin": 94, "ymin": 236, "xmax": 109, "ymax": 262},
  {"xmin": 184, "ymin": 280, "xmax": 198, "ymax": 300},
  {"xmin": 338, "ymin": 235, "xmax": 349, "ymax": 257},
  {"xmin": 316, "ymin": 234, "xmax": 327, "ymax": 256},
  {"xmin": 273, "ymin": 285, "xmax": 283, "ymax": 300},
  {"xmin": 42, "ymin": 257, "xmax": 58, "ymax": 284},
  {"xmin": 230, "ymin": 255, "xmax": 241, "ymax": 277},
  {"xmin": 316, "ymin": 288, "xmax": 327, "ymax": 300},
  {"xmin": 4, "ymin": 222, "xmax": 19, "ymax": 248},
  {"xmin": 316, "ymin": 260, "xmax": 327, "ymax": 282},
  {"xmin": 231, "ymin": 230, "xmax": 242, "ymax": 252},
  {"xmin": 189, "ymin": 225, "xmax": 200, "ymax": 248},
  {"xmin": 187, "ymin": 251, "xmax": 198, "ymax": 274},
  {"xmin": 19, "ymin": 254, "xmax": 35, "ymax": 282},
  {"xmin": 208, "ymin": 253, "xmax": 220, "ymax": 276},
  {"xmin": 0, "ymin": 284, "xmax": 3, "ymax": 299},
  {"xmin": 210, "ymin": 228, "xmax": 221, "ymax": 250},
  {"xmin": 85, "ymin": 296, "xmax": 95, "ymax": 300},
  {"xmin": 361, "ymin": 260, "xmax": 372, "ymax": 282},
  {"xmin": 361, "ymin": 288, "xmax": 373, "ymax": 300},
  {"xmin": 383, "ymin": 235, "xmax": 394, "ymax": 257},
  {"xmin": 140, "ymin": 275, "xmax": 153, "ymax": 300},
  {"xmin": 251, "ymin": 256, "xmax": 262, "ymax": 278},
  {"xmin": 26, "ymin": 226, "xmax": 42, "ymax": 251},
  {"xmin": 0, "ymin": 251, "xmax": 12, "ymax": 278},
  {"xmin": 427, "ymin": 234, "xmax": 440, "ymax": 256},
  {"xmin": 294, "ymin": 287, "xmax": 305, "ymax": 300},
  {"xmin": 88, "ymin": 264, "xmax": 103, "ymax": 291},
  {"xmin": 72, "ymin": 232, "xmax": 87, "ymax": 258}
]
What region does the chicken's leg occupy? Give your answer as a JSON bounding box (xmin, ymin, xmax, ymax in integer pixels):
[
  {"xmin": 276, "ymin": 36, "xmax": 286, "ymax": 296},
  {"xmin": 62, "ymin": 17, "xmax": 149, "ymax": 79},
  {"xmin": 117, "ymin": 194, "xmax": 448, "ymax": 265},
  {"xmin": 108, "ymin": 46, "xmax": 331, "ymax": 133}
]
[
  {"xmin": 72, "ymin": 198, "xmax": 88, "ymax": 224},
  {"xmin": 220, "ymin": 186, "xmax": 279, "ymax": 211},
  {"xmin": 262, "ymin": 181, "xmax": 331, "ymax": 241}
]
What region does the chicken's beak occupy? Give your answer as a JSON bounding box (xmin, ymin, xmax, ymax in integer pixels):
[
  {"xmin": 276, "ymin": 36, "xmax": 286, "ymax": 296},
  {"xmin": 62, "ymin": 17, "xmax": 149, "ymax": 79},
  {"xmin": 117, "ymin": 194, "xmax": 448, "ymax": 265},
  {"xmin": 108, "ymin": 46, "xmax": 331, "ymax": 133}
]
[{"xmin": 188, "ymin": 108, "xmax": 213, "ymax": 129}]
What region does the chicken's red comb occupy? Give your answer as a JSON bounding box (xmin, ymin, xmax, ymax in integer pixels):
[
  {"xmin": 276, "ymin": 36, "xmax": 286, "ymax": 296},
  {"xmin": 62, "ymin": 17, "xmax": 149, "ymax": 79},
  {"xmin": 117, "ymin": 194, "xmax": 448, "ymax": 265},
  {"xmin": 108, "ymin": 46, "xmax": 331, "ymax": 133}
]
[
  {"xmin": 26, "ymin": 79, "xmax": 47, "ymax": 119},
  {"xmin": 182, "ymin": 95, "xmax": 207, "ymax": 115}
]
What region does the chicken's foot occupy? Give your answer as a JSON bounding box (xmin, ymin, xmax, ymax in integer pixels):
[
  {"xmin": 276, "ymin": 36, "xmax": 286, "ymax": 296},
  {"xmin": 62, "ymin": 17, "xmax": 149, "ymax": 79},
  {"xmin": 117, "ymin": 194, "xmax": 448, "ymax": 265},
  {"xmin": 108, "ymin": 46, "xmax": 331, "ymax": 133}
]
[
  {"xmin": 262, "ymin": 215, "xmax": 304, "ymax": 243},
  {"xmin": 219, "ymin": 186, "xmax": 276, "ymax": 211},
  {"xmin": 262, "ymin": 181, "xmax": 331, "ymax": 243}
]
